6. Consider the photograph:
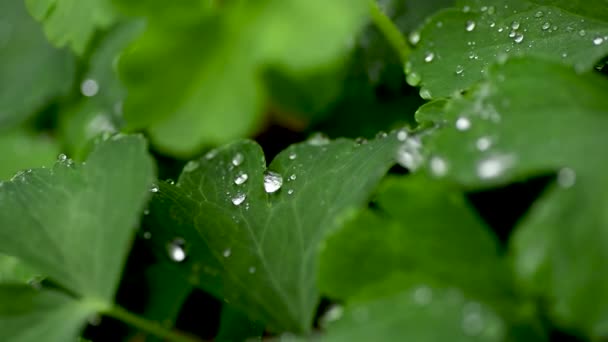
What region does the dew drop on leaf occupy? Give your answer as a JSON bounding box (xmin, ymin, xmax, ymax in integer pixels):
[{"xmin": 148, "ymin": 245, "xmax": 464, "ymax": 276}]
[
  {"xmin": 234, "ymin": 172, "xmax": 249, "ymax": 185},
  {"xmin": 406, "ymin": 72, "xmax": 421, "ymax": 86},
  {"xmin": 80, "ymin": 79, "xmax": 99, "ymax": 97},
  {"xmin": 287, "ymin": 189, "xmax": 294, "ymax": 195},
  {"xmin": 397, "ymin": 129, "xmax": 408, "ymax": 142},
  {"xmin": 409, "ymin": 31, "xmax": 421, "ymax": 46},
  {"xmin": 167, "ymin": 238, "xmax": 187, "ymax": 263},
  {"xmin": 57, "ymin": 153, "xmax": 67, "ymax": 162},
  {"xmin": 288, "ymin": 152, "xmax": 297, "ymax": 160},
  {"xmin": 424, "ymin": 51, "xmax": 435, "ymax": 63},
  {"xmin": 231, "ymin": 193, "xmax": 246, "ymax": 206},
  {"xmin": 579, "ymin": 29, "xmax": 587, "ymax": 37},
  {"xmin": 263, "ymin": 171, "xmax": 283, "ymax": 193},
  {"xmin": 396, "ymin": 138, "xmax": 423, "ymax": 171},
  {"xmin": 534, "ymin": 10, "xmax": 544, "ymax": 18},
  {"xmin": 593, "ymin": 37, "xmax": 604, "ymax": 45},
  {"xmin": 183, "ymin": 160, "xmax": 200, "ymax": 172},
  {"xmin": 321, "ymin": 304, "xmax": 344, "ymax": 327},
  {"xmin": 513, "ymin": 33, "xmax": 524, "ymax": 44},
  {"xmin": 465, "ymin": 20, "xmax": 476, "ymax": 32},
  {"xmin": 455, "ymin": 65, "xmax": 464, "ymax": 75},
  {"xmin": 248, "ymin": 266, "xmax": 256, "ymax": 274},
  {"xmin": 511, "ymin": 21, "xmax": 520, "ymax": 30},
  {"xmin": 232, "ymin": 153, "xmax": 244, "ymax": 166},
  {"xmin": 223, "ymin": 248, "xmax": 232, "ymax": 258},
  {"xmin": 307, "ymin": 133, "xmax": 330, "ymax": 146},
  {"xmin": 455, "ymin": 117, "xmax": 471, "ymax": 131},
  {"xmin": 557, "ymin": 167, "xmax": 577, "ymax": 188},
  {"xmin": 143, "ymin": 231, "xmax": 152, "ymax": 239},
  {"xmin": 412, "ymin": 285, "xmax": 433, "ymax": 305},
  {"xmin": 476, "ymin": 137, "xmax": 493, "ymax": 151},
  {"xmin": 542, "ymin": 22, "xmax": 551, "ymax": 31},
  {"xmin": 429, "ymin": 156, "xmax": 448, "ymax": 177},
  {"xmin": 150, "ymin": 184, "xmax": 159, "ymax": 193},
  {"xmin": 476, "ymin": 155, "xmax": 515, "ymax": 180}
]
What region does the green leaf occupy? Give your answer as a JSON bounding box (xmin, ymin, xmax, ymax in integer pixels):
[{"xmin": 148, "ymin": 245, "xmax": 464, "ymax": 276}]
[
  {"xmin": 25, "ymin": 0, "xmax": 119, "ymax": 55},
  {"xmin": 216, "ymin": 305, "xmax": 264, "ymax": 342},
  {"xmin": 0, "ymin": 0, "xmax": 74, "ymax": 130},
  {"xmin": 143, "ymin": 133, "xmax": 400, "ymax": 332},
  {"xmin": 0, "ymin": 135, "xmax": 155, "ymax": 303},
  {"xmin": 0, "ymin": 285, "xmax": 101, "ymax": 342},
  {"xmin": 318, "ymin": 175, "xmax": 510, "ymax": 303},
  {"xmin": 421, "ymin": 57, "xmax": 608, "ymax": 338},
  {"xmin": 321, "ymin": 285, "xmax": 506, "ymax": 342},
  {"xmin": 117, "ymin": 0, "xmax": 369, "ymax": 155},
  {"xmin": 0, "ymin": 129, "xmax": 60, "ymax": 180},
  {"xmin": 0, "ymin": 255, "xmax": 39, "ymax": 284},
  {"xmin": 406, "ymin": 0, "xmax": 608, "ymax": 98}
]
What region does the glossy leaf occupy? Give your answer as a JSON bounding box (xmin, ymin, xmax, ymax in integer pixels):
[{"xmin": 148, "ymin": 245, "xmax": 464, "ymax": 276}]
[
  {"xmin": 421, "ymin": 57, "xmax": 608, "ymax": 338},
  {"xmin": 0, "ymin": 135, "xmax": 155, "ymax": 302},
  {"xmin": 143, "ymin": 133, "xmax": 400, "ymax": 332},
  {"xmin": 117, "ymin": 0, "xmax": 369, "ymax": 155},
  {"xmin": 407, "ymin": 0, "xmax": 608, "ymax": 98},
  {"xmin": 0, "ymin": 0, "xmax": 74, "ymax": 130},
  {"xmin": 25, "ymin": 0, "xmax": 118, "ymax": 54}
]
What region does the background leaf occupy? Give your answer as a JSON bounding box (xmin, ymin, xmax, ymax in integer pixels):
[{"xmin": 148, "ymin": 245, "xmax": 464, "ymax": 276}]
[{"xmin": 0, "ymin": 129, "xmax": 60, "ymax": 180}]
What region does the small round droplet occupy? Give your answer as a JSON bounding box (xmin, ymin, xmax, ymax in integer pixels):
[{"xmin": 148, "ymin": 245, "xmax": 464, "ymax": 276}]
[
  {"xmin": 465, "ymin": 20, "xmax": 476, "ymax": 32},
  {"xmin": 396, "ymin": 138, "xmax": 423, "ymax": 171},
  {"xmin": 232, "ymin": 153, "xmax": 244, "ymax": 166},
  {"xmin": 429, "ymin": 156, "xmax": 448, "ymax": 177},
  {"xmin": 511, "ymin": 21, "xmax": 520, "ymax": 30},
  {"xmin": 534, "ymin": 10, "xmax": 544, "ymax": 18},
  {"xmin": 287, "ymin": 189, "xmax": 294, "ymax": 195},
  {"xmin": 541, "ymin": 22, "xmax": 551, "ymax": 31},
  {"xmin": 557, "ymin": 168, "xmax": 576, "ymax": 188},
  {"xmin": 288, "ymin": 153, "xmax": 297, "ymax": 160},
  {"xmin": 289, "ymin": 174, "xmax": 296, "ymax": 181},
  {"xmin": 234, "ymin": 172, "xmax": 249, "ymax": 185},
  {"xmin": 578, "ymin": 29, "xmax": 587, "ymax": 37},
  {"xmin": 455, "ymin": 117, "xmax": 471, "ymax": 131},
  {"xmin": 307, "ymin": 133, "xmax": 330, "ymax": 146},
  {"xmin": 513, "ymin": 33, "xmax": 524, "ymax": 43},
  {"xmin": 476, "ymin": 137, "xmax": 492, "ymax": 151},
  {"xmin": 143, "ymin": 231, "xmax": 152, "ymax": 239},
  {"xmin": 419, "ymin": 88, "xmax": 432, "ymax": 100},
  {"xmin": 406, "ymin": 72, "xmax": 421, "ymax": 86},
  {"xmin": 397, "ymin": 130, "xmax": 408, "ymax": 142},
  {"xmin": 231, "ymin": 193, "xmax": 246, "ymax": 206},
  {"xmin": 593, "ymin": 36, "xmax": 604, "ymax": 45},
  {"xmin": 205, "ymin": 149, "xmax": 218, "ymax": 160},
  {"xmin": 463, "ymin": 5, "xmax": 471, "ymax": 13},
  {"xmin": 57, "ymin": 153, "xmax": 67, "ymax": 162},
  {"xmin": 412, "ymin": 285, "xmax": 433, "ymax": 305},
  {"xmin": 167, "ymin": 238, "xmax": 187, "ymax": 262},
  {"xmin": 263, "ymin": 171, "xmax": 283, "ymax": 193},
  {"xmin": 150, "ymin": 184, "xmax": 159, "ymax": 193},
  {"xmin": 477, "ymin": 155, "xmax": 515, "ymax": 180},
  {"xmin": 409, "ymin": 31, "xmax": 421, "ymax": 45},
  {"xmin": 424, "ymin": 51, "xmax": 435, "ymax": 62},
  {"xmin": 321, "ymin": 305, "xmax": 344, "ymax": 327},
  {"xmin": 81, "ymin": 79, "xmax": 99, "ymax": 97},
  {"xmin": 455, "ymin": 65, "xmax": 464, "ymax": 75},
  {"xmin": 223, "ymin": 248, "xmax": 232, "ymax": 258}
]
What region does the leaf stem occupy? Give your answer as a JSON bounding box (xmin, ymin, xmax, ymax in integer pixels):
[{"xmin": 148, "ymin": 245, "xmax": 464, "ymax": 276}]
[
  {"xmin": 368, "ymin": 0, "xmax": 410, "ymax": 63},
  {"xmin": 105, "ymin": 305, "xmax": 202, "ymax": 342}
]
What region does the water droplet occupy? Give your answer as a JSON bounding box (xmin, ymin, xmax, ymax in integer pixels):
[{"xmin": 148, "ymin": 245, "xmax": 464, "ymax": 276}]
[
  {"xmin": 57, "ymin": 153, "xmax": 67, "ymax": 162},
  {"xmin": 487, "ymin": 6, "xmax": 496, "ymax": 15},
  {"xmin": 409, "ymin": 31, "xmax": 421, "ymax": 45},
  {"xmin": 430, "ymin": 156, "xmax": 448, "ymax": 177},
  {"xmin": 455, "ymin": 65, "xmax": 464, "ymax": 75},
  {"xmin": 541, "ymin": 22, "xmax": 551, "ymax": 31},
  {"xmin": 476, "ymin": 137, "xmax": 492, "ymax": 151},
  {"xmin": 231, "ymin": 193, "xmax": 246, "ymax": 206},
  {"xmin": 289, "ymin": 174, "xmax": 296, "ymax": 181},
  {"xmin": 578, "ymin": 29, "xmax": 586, "ymax": 36},
  {"xmin": 167, "ymin": 238, "xmax": 187, "ymax": 262},
  {"xmin": 406, "ymin": 72, "xmax": 421, "ymax": 86},
  {"xmin": 557, "ymin": 168, "xmax": 576, "ymax": 188},
  {"xmin": 150, "ymin": 184, "xmax": 159, "ymax": 193},
  {"xmin": 396, "ymin": 138, "xmax": 423, "ymax": 171},
  {"xmin": 263, "ymin": 171, "xmax": 283, "ymax": 193},
  {"xmin": 534, "ymin": 10, "xmax": 544, "ymax": 18},
  {"xmin": 513, "ymin": 33, "xmax": 524, "ymax": 43},
  {"xmin": 205, "ymin": 149, "xmax": 218, "ymax": 160},
  {"xmin": 322, "ymin": 305, "xmax": 344, "ymax": 326},
  {"xmin": 412, "ymin": 285, "xmax": 433, "ymax": 305},
  {"xmin": 376, "ymin": 131, "xmax": 388, "ymax": 139},
  {"xmin": 287, "ymin": 189, "xmax": 294, "ymax": 195},
  {"xmin": 232, "ymin": 153, "xmax": 244, "ymax": 166},
  {"xmin": 234, "ymin": 172, "xmax": 249, "ymax": 185},
  {"xmin": 509, "ymin": 30, "xmax": 516, "ymax": 38},
  {"xmin": 511, "ymin": 21, "xmax": 520, "ymax": 30},
  {"xmin": 81, "ymin": 79, "xmax": 99, "ymax": 97},
  {"xmin": 593, "ymin": 36, "xmax": 604, "ymax": 45},
  {"xmin": 307, "ymin": 133, "xmax": 330, "ymax": 146},
  {"xmin": 477, "ymin": 155, "xmax": 515, "ymax": 180},
  {"xmin": 223, "ymin": 248, "xmax": 232, "ymax": 258},
  {"xmin": 184, "ymin": 160, "xmax": 200, "ymax": 172},
  {"xmin": 424, "ymin": 51, "xmax": 435, "ymax": 62},
  {"xmin": 143, "ymin": 231, "xmax": 152, "ymax": 239},
  {"xmin": 463, "ymin": 5, "xmax": 471, "ymax": 13},
  {"xmin": 455, "ymin": 117, "xmax": 471, "ymax": 131},
  {"xmin": 490, "ymin": 22, "xmax": 496, "ymax": 28},
  {"xmin": 462, "ymin": 302, "xmax": 484, "ymax": 336},
  {"xmin": 355, "ymin": 137, "xmax": 368, "ymax": 145},
  {"xmin": 397, "ymin": 130, "xmax": 408, "ymax": 142},
  {"xmin": 419, "ymin": 88, "xmax": 432, "ymax": 100},
  {"xmin": 248, "ymin": 266, "xmax": 256, "ymax": 274},
  {"xmin": 465, "ymin": 20, "xmax": 476, "ymax": 32},
  {"xmin": 288, "ymin": 153, "xmax": 297, "ymax": 160}
]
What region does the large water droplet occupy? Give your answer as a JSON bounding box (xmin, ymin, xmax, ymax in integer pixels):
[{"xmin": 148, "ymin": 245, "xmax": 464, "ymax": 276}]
[
  {"xmin": 424, "ymin": 51, "xmax": 435, "ymax": 63},
  {"xmin": 396, "ymin": 138, "xmax": 423, "ymax": 171},
  {"xmin": 477, "ymin": 155, "xmax": 515, "ymax": 180},
  {"xmin": 167, "ymin": 238, "xmax": 187, "ymax": 262},
  {"xmin": 406, "ymin": 72, "xmax": 421, "ymax": 86},
  {"xmin": 513, "ymin": 33, "xmax": 524, "ymax": 43},
  {"xmin": 541, "ymin": 22, "xmax": 551, "ymax": 31},
  {"xmin": 263, "ymin": 171, "xmax": 283, "ymax": 193},
  {"xmin": 307, "ymin": 133, "xmax": 330, "ymax": 146},
  {"xmin": 232, "ymin": 153, "xmax": 244, "ymax": 166},
  {"xmin": 557, "ymin": 167, "xmax": 576, "ymax": 188},
  {"xmin": 593, "ymin": 36, "xmax": 605, "ymax": 45},
  {"xmin": 231, "ymin": 193, "xmax": 246, "ymax": 206},
  {"xmin": 289, "ymin": 153, "xmax": 297, "ymax": 160},
  {"xmin": 511, "ymin": 21, "xmax": 520, "ymax": 30},
  {"xmin": 234, "ymin": 172, "xmax": 249, "ymax": 185},
  {"xmin": 409, "ymin": 31, "xmax": 421, "ymax": 45},
  {"xmin": 397, "ymin": 129, "xmax": 408, "ymax": 142},
  {"xmin": 81, "ymin": 79, "xmax": 99, "ymax": 97},
  {"xmin": 412, "ymin": 285, "xmax": 433, "ymax": 305},
  {"xmin": 429, "ymin": 156, "xmax": 448, "ymax": 177},
  {"xmin": 150, "ymin": 184, "xmax": 159, "ymax": 193},
  {"xmin": 465, "ymin": 20, "xmax": 476, "ymax": 32},
  {"xmin": 455, "ymin": 117, "xmax": 471, "ymax": 131}
]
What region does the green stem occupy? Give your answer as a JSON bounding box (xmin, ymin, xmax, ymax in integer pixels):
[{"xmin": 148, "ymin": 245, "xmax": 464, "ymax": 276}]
[
  {"xmin": 105, "ymin": 305, "xmax": 202, "ymax": 342},
  {"xmin": 368, "ymin": 0, "xmax": 411, "ymax": 63}
]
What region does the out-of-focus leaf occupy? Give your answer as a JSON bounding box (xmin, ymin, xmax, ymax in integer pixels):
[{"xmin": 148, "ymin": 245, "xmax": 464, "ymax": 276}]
[{"xmin": 0, "ymin": 129, "xmax": 60, "ymax": 180}]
